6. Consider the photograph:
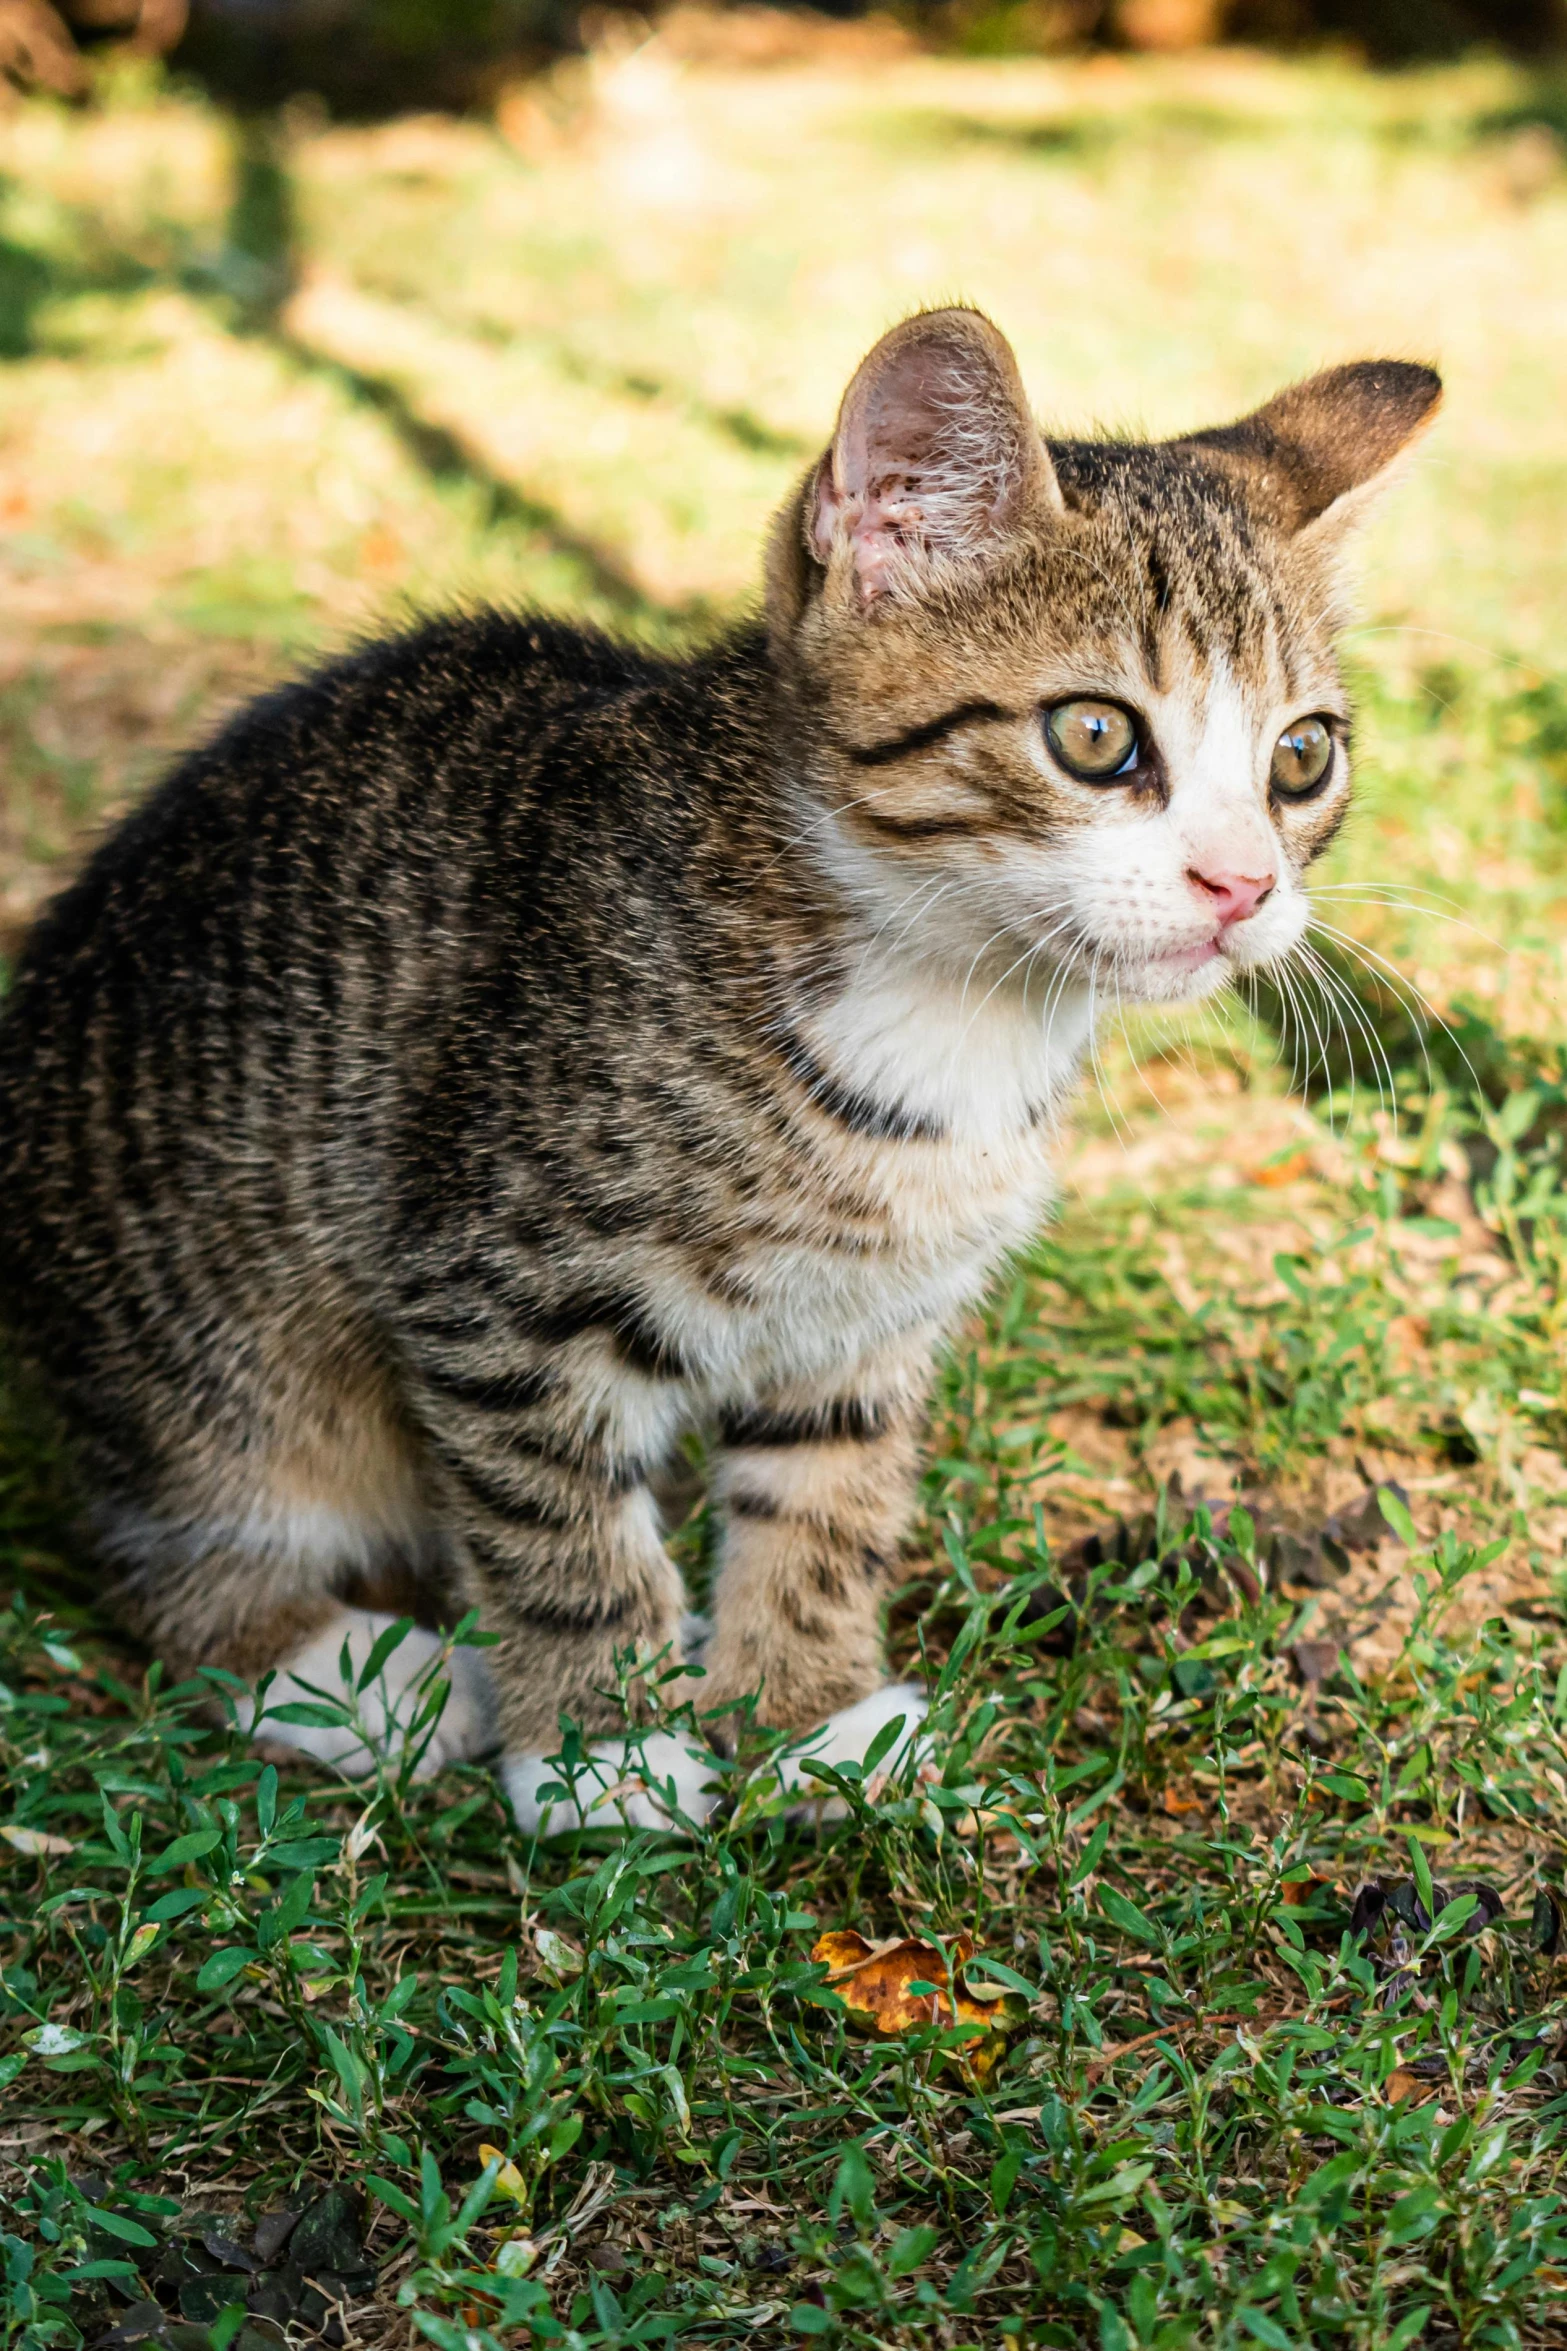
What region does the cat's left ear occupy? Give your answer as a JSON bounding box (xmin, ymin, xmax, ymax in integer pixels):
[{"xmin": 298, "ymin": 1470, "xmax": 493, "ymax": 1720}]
[
  {"xmin": 1177, "ymin": 360, "xmax": 1442, "ymax": 543},
  {"xmin": 806, "ymin": 307, "xmax": 1063, "ymax": 608}
]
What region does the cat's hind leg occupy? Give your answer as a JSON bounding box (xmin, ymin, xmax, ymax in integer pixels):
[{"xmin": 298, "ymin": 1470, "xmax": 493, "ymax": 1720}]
[
  {"xmin": 107, "ymin": 1503, "xmax": 498, "ymax": 1777},
  {"xmin": 92, "ymin": 1324, "xmax": 496, "ymax": 1780}
]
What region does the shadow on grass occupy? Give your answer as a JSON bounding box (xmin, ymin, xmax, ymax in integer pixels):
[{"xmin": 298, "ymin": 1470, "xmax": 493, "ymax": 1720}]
[
  {"xmin": 280, "ymin": 336, "xmax": 691, "ymax": 628},
  {"xmin": 875, "ymin": 97, "xmax": 1271, "ymax": 167},
  {"xmin": 0, "ymin": 108, "xmax": 700, "ymax": 639},
  {"xmin": 217, "ymin": 114, "xmax": 693, "ymax": 631},
  {"xmin": 890, "ymin": 65, "xmax": 1567, "ymax": 174},
  {"xmin": 0, "ymin": 230, "xmax": 58, "ymax": 362},
  {"xmin": 0, "ymin": 181, "xmax": 164, "ymax": 360}
]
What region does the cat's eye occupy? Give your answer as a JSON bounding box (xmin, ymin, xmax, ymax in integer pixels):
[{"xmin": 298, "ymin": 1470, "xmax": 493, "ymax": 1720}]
[
  {"xmin": 1045, "ymin": 699, "xmax": 1141, "ymax": 782},
  {"xmin": 1271, "ymin": 716, "xmax": 1335, "ymax": 799}
]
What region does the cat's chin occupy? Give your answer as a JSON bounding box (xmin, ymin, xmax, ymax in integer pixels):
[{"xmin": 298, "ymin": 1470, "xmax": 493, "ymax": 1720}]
[{"xmin": 1118, "ymin": 945, "xmax": 1233, "ymax": 1006}]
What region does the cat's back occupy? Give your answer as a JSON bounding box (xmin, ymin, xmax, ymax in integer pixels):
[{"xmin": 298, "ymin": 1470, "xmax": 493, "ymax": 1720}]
[
  {"xmin": 7, "ymin": 612, "xmax": 657, "ymax": 996},
  {"xmin": 0, "ymin": 611, "xmax": 692, "ymax": 1249}
]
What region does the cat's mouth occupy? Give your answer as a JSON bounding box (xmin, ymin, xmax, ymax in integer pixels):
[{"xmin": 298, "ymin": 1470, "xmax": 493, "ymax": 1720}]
[
  {"xmin": 1161, "ymin": 940, "xmax": 1221, "ymax": 973},
  {"xmin": 1132, "ymin": 926, "xmax": 1289, "ymax": 999},
  {"xmin": 1112, "ymin": 935, "xmax": 1234, "ymax": 1006}
]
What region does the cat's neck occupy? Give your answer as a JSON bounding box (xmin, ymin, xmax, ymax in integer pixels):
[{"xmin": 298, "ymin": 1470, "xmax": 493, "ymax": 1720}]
[
  {"xmin": 772, "ymin": 769, "xmax": 1095, "ymax": 1149},
  {"xmin": 798, "ymin": 928, "xmax": 1095, "ymax": 1149}
]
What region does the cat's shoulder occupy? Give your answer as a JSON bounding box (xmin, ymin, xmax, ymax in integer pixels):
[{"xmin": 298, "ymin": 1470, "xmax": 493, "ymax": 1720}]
[
  {"xmin": 206, "ymin": 606, "xmax": 767, "ymax": 770},
  {"xmin": 322, "ymin": 606, "xmax": 664, "ymax": 706},
  {"xmin": 249, "ymin": 607, "xmax": 669, "ymax": 750}
]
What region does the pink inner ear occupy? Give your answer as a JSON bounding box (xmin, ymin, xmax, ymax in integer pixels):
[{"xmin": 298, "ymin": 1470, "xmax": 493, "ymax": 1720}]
[
  {"xmin": 808, "ymin": 313, "xmax": 1057, "ymax": 600},
  {"xmin": 811, "ymin": 466, "xmax": 928, "ymax": 605},
  {"xmin": 849, "ymin": 488, "xmax": 927, "ymax": 602}
]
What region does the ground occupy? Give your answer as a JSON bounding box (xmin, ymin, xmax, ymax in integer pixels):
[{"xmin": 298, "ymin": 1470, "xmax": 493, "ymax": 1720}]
[{"xmin": 2, "ymin": 32, "xmax": 1567, "ymax": 2351}]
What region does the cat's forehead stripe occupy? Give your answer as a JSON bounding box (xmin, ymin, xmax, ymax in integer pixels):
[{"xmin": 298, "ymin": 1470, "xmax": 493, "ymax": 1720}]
[{"xmin": 1038, "ymin": 437, "xmax": 1327, "ymax": 696}]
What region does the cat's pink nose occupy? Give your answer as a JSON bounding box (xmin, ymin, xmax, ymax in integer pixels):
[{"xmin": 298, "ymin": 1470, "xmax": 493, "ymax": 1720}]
[{"xmin": 1186, "ymin": 864, "xmax": 1275, "ymax": 928}]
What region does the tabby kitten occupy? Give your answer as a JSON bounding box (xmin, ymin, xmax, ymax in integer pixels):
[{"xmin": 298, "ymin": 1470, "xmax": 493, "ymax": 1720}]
[{"xmin": 0, "ymin": 309, "xmax": 1438, "ymax": 1829}]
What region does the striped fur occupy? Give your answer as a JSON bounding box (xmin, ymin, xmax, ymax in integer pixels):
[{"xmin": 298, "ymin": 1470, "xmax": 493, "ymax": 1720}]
[{"xmin": 0, "ymin": 310, "xmax": 1439, "ymax": 1769}]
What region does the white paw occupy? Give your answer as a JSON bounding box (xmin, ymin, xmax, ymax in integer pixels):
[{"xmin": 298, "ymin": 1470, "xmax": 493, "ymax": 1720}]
[
  {"xmin": 679, "ymin": 1610, "xmax": 712, "ymax": 1663},
  {"xmin": 244, "ymin": 1610, "xmax": 497, "ymax": 1779},
  {"xmin": 503, "ymin": 1730, "xmax": 718, "ymax": 1837},
  {"xmin": 769, "ymin": 1682, "xmax": 929, "ymax": 1814}
]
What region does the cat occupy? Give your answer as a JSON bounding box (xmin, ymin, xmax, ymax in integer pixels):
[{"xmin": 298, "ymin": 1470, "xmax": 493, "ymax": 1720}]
[{"xmin": 0, "ymin": 307, "xmax": 1438, "ymax": 1831}]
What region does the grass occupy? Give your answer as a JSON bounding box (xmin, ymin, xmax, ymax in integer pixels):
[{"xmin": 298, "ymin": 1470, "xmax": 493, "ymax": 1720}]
[{"xmin": 4, "ymin": 29, "xmax": 1567, "ymax": 2351}]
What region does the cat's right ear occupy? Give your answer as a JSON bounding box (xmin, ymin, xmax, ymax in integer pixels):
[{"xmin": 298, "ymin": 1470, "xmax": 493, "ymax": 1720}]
[{"xmin": 782, "ymin": 308, "xmax": 1062, "ymax": 619}]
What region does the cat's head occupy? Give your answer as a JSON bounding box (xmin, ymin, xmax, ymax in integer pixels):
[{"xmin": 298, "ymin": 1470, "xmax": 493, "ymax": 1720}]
[{"xmin": 767, "ymin": 307, "xmax": 1439, "ymax": 1008}]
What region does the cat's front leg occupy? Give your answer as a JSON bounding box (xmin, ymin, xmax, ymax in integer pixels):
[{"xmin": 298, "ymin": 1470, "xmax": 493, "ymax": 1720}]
[
  {"xmin": 404, "ymin": 1345, "xmax": 716, "ymax": 1834},
  {"xmin": 701, "ymin": 1335, "xmax": 934, "ymax": 1786}
]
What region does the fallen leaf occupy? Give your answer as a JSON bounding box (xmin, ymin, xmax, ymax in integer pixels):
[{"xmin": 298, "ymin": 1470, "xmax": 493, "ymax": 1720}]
[
  {"xmin": 1385, "ymin": 2069, "xmax": 1435, "ymax": 2104},
  {"xmin": 1282, "ymin": 1874, "xmax": 1330, "ymax": 1908},
  {"xmin": 1377, "ymin": 1877, "xmax": 1503, "ymax": 1938},
  {"xmin": 478, "ymin": 2145, "xmax": 529, "ymax": 2205},
  {"xmin": 286, "ymin": 2184, "xmax": 375, "ymax": 2303},
  {"xmin": 2, "ymin": 1823, "xmax": 74, "ymax": 1857},
  {"xmin": 1251, "ymin": 1149, "xmax": 1311, "ymax": 1188},
  {"xmin": 251, "ymin": 2209, "xmax": 300, "ymax": 2266},
  {"xmin": 197, "ymin": 2227, "xmax": 256, "ymax": 2274},
  {"xmin": 810, "ymin": 1928, "xmax": 1028, "ymax": 2082},
  {"xmin": 474, "ymin": 2149, "xmax": 539, "ymax": 2288}
]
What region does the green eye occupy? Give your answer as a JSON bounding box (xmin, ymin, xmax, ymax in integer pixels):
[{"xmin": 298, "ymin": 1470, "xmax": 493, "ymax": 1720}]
[
  {"xmin": 1045, "ymin": 699, "xmax": 1140, "ymax": 782},
  {"xmin": 1272, "ymin": 716, "xmax": 1334, "ymax": 798}
]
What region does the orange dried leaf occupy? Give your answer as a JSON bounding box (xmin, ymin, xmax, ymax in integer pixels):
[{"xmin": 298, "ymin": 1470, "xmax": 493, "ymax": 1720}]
[
  {"xmin": 812, "ymin": 1929, "xmax": 882, "ymax": 1976},
  {"xmin": 1251, "ymin": 1150, "xmax": 1312, "ymax": 1188},
  {"xmin": 810, "ymin": 1927, "xmax": 1028, "ymax": 2082},
  {"xmin": 1282, "ymin": 1875, "xmax": 1329, "ymax": 1907}
]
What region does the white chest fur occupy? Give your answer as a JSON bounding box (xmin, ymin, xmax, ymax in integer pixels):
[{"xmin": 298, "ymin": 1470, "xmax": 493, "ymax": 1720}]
[
  {"xmin": 643, "ymin": 958, "xmax": 1094, "ymax": 1402},
  {"xmin": 786, "ymin": 964, "xmax": 1087, "ymax": 1328},
  {"xmin": 809, "ymin": 951, "xmax": 1094, "ymax": 1152}
]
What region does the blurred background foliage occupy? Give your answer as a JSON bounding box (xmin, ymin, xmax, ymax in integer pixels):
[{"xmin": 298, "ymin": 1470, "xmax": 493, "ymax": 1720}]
[{"xmin": 1, "ymin": 0, "xmax": 1565, "ymax": 117}]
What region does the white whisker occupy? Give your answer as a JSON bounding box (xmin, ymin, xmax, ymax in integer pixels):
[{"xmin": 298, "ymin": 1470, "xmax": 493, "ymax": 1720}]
[
  {"xmin": 1296, "ymin": 938, "xmax": 1400, "ymax": 1125},
  {"xmin": 1307, "ymin": 919, "xmax": 1486, "ymax": 1105}
]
